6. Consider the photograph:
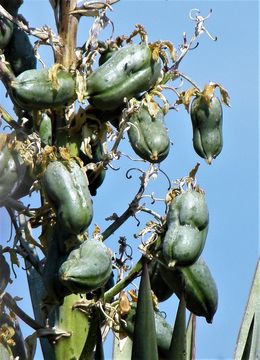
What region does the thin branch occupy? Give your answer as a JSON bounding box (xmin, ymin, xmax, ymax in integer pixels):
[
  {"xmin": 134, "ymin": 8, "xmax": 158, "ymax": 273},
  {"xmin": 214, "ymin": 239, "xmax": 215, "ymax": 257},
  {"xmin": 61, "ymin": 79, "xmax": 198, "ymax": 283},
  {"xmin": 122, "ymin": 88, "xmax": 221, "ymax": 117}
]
[
  {"xmin": 76, "ymin": 0, "xmax": 120, "ymax": 11},
  {"xmin": 177, "ymin": 72, "xmax": 201, "ymax": 90},
  {"xmin": 104, "ymin": 257, "xmax": 143, "ymax": 303},
  {"xmin": 137, "ymin": 206, "xmax": 163, "ymax": 222},
  {"xmin": 0, "ymin": 5, "xmax": 60, "ymax": 43},
  {"xmin": 0, "ymin": 106, "xmax": 22, "ymax": 131},
  {"xmin": 19, "ymin": 237, "xmax": 43, "ymax": 275},
  {"xmin": 0, "ymin": 5, "xmax": 30, "ymax": 33},
  {"xmin": 2, "ymin": 198, "xmax": 35, "ymax": 217},
  {"xmin": 171, "ymin": 33, "xmax": 197, "ymax": 72},
  {"xmin": 0, "ymin": 60, "xmax": 16, "ymax": 83},
  {"xmin": 110, "ymin": 118, "xmax": 129, "ymax": 156},
  {"xmin": 5, "ymin": 207, "xmax": 20, "ymax": 233},
  {"xmin": 168, "ymin": 9, "xmax": 216, "ymax": 74},
  {"xmin": 70, "ymin": 0, "xmax": 120, "ymax": 18},
  {"xmin": 102, "ymin": 206, "xmax": 134, "ymax": 242},
  {"xmin": 2, "ymin": 292, "xmax": 43, "ymax": 330},
  {"xmin": 101, "ymin": 165, "xmax": 157, "ymax": 241}
]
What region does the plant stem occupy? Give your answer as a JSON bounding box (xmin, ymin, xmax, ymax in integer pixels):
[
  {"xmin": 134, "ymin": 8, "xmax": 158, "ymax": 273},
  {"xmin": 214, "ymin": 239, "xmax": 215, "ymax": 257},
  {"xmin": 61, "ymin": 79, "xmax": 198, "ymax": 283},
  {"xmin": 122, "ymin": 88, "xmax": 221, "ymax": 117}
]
[
  {"xmin": 177, "ymin": 72, "xmax": 201, "ymax": 90},
  {"xmin": 0, "ymin": 60, "xmax": 15, "ymax": 85},
  {"xmin": 138, "ymin": 206, "xmax": 163, "ymax": 222},
  {"xmin": 104, "ymin": 258, "xmax": 143, "ymax": 303},
  {"xmin": 56, "ymin": 0, "xmax": 78, "ymax": 69},
  {"xmin": 102, "ymin": 206, "xmax": 134, "ymax": 242},
  {"xmin": 2, "ymin": 198, "xmax": 35, "ymax": 217}
]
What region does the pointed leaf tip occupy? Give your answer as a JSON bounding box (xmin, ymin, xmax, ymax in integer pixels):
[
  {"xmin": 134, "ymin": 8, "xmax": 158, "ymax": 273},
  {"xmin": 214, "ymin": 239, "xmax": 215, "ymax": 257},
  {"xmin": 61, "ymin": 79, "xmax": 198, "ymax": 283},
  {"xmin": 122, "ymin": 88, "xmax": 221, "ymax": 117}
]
[
  {"xmin": 131, "ymin": 259, "xmax": 159, "ymax": 360},
  {"xmin": 167, "ymin": 295, "xmax": 187, "ymax": 360}
]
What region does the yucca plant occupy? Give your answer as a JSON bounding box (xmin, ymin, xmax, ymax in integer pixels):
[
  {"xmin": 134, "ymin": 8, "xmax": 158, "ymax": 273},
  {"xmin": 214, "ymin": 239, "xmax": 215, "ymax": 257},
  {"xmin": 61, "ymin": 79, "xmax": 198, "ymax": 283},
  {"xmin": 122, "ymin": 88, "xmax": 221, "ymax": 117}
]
[{"xmin": 0, "ymin": 1, "xmax": 257, "ymax": 359}]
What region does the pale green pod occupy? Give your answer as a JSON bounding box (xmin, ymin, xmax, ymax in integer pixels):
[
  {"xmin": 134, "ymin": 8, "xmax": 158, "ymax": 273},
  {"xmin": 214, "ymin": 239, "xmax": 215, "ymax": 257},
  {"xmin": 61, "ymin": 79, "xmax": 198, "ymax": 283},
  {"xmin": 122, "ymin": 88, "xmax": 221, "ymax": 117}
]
[
  {"xmin": 59, "ymin": 239, "xmax": 112, "ymax": 293},
  {"xmin": 191, "ymin": 95, "xmax": 223, "ymax": 164},
  {"xmin": 159, "ymin": 257, "xmax": 218, "ymax": 323}
]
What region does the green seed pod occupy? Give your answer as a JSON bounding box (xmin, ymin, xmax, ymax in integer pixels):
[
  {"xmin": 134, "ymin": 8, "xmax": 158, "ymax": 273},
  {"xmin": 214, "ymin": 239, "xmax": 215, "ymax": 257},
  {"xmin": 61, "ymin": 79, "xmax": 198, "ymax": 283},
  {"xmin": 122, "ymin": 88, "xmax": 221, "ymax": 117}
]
[
  {"xmin": 0, "ymin": 17, "xmax": 13, "ymax": 49},
  {"xmin": 127, "ymin": 105, "xmax": 170, "ymax": 163},
  {"xmin": 56, "ymin": 129, "xmax": 82, "ymax": 158},
  {"xmin": 0, "ymin": 138, "xmax": 23, "ymax": 199},
  {"xmin": 159, "ymin": 258, "xmax": 218, "ymax": 323},
  {"xmin": 5, "ymin": 26, "xmax": 37, "ymax": 76},
  {"xmin": 84, "ymin": 142, "xmax": 106, "ymax": 196},
  {"xmin": 59, "ymin": 239, "xmax": 112, "ymax": 293},
  {"xmin": 148, "ymin": 260, "xmax": 174, "ymax": 302},
  {"xmin": 86, "ymin": 43, "xmax": 161, "ymax": 110},
  {"xmin": 169, "ymin": 190, "xmax": 209, "ymax": 230},
  {"xmin": 121, "ymin": 303, "xmax": 173, "ymax": 357},
  {"xmin": 0, "ymin": 254, "xmax": 10, "ymax": 293},
  {"xmin": 104, "ymin": 271, "xmax": 114, "ymax": 293},
  {"xmin": 163, "ymin": 189, "xmax": 209, "ymax": 266},
  {"xmin": 190, "ymin": 95, "xmax": 223, "ymax": 164},
  {"xmin": 163, "ymin": 224, "xmax": 208, "ymax": 267},
  {"xmin": 11, "ymin": 68, "xmax": 76, "ymax": 110},
  {"xmin": 98, "ymin": 45, "xmax": 118, "ymax": 66},
  {"xmin": 38, "ymin": 112, "xmax": 52, "ymax": 146},
  {"xmin": 0, "ymin": 134, "xmax": 33, "ymax": 201},
  {"xmin": 42, "ymin": 160, "xmax": 93, "ymax": 235}
]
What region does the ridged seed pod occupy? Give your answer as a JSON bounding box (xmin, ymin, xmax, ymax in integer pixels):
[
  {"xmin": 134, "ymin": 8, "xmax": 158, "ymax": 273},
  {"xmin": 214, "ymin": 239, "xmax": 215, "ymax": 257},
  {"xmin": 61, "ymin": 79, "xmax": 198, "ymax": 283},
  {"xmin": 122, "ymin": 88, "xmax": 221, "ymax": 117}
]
[
  {"xmin": 191, "ymin": 95, "xmax": 223, "ymax": 164},
  {"xmin": 127, "ymin": 105, "xmax": 170, "ymax": 163},
  {"xmin": 11, "ymin": 68, "xmax": 76, "ymax": 110},
  {"xmin": 159, "ymin": 257, "xmax": 218, "ymax": 323},
  {"xmin": 59, "ymin": 239, "xmax": 112, "ymax": 293},
  {"xmin": 42, "ymin": 160, "xmax": 93, "ymax": 235},
  {"xmin": 163, "ymin": 189, "xmax": 209, "ymax": 266},
  {"xmin": 86, "ymin": 43, "xmax": 161, "ymax": 110}
]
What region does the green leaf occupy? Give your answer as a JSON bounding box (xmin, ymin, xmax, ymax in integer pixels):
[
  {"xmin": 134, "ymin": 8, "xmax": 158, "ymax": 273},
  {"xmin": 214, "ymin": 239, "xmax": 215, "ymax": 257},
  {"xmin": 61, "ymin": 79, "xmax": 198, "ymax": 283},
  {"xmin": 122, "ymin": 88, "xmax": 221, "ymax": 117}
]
[
  {"xmin": 241, "ymin": 316, "xmax": 254, "ymax": 360},
  {"xmin": 54, "ymin": 294, "xmax": 89, "ymax": 360},
  {"xmin": 0, "ymin": 342, "xmax": 12, "ymax": 360},
  {"xmin": 25, "ymin": 332, "xmax": 37, "ymax": 360},
  {"xmin": 186, "ymin": 313, "xmax": 196, "ymax": 360},
  {"xmin": 234, "ymin": 258, "xmax": 260, "ymax": 359},
  {"xmin": 167, "ymin": 295, "xmax": 186, "ymax": 360},
  {"xmin": 94, "ymin": 318, "xmax": 104, "ymax": 360},
  {"xmin": 26, "ymin": 252, "xmax": 55, "ymax": 360},
  {"xmin": 79, "ymin": 311, "xmax": 99, "ymax": 360},
  {"xmin": 0, "ymin": 253, "xmax": 10, "ymax": 293},
  {"xmin": 131, "ymin": 259, "xmax": 159, "ymax": 360},
  {"xmin": 113, "ymin": 333, "xmax": 133, "ymax": 360},
  {"xmin": 12, "ymin": 317, "xmax": 28, "ymax": 360}
]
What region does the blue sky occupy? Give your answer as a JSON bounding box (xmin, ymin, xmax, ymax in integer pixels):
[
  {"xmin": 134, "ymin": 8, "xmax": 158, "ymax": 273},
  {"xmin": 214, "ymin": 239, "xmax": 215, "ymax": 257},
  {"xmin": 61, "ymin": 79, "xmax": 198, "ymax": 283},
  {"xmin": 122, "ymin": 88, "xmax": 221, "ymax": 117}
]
[{"xmin": 0, "ymin": 1, "xmax": 259, "ymax": 359}]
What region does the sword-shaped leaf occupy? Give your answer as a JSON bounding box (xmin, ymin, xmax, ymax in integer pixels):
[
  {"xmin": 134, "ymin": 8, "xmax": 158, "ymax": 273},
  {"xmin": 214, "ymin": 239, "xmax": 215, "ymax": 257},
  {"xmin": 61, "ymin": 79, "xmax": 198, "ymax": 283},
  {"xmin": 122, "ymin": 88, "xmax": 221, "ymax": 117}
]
[
  {"xmin": 0, "ymin": 254, "xmax": 10, "ymax": 294},
  {"xmin": 186, "ymin": 313, "xmax": 196, "ymax": 360},
  {"xmin": 167, "ymin": 295, "xmax": 186, "ymax": 360},
  {"xmin": 94, "ymin": 317, "xmax": 104, "ymax": 360},
  {"xmin": 234, "ymin": 258, "xmax": 260, "ymax": 360},
  {"xmin": 25, "ymin": 243, "xmax": 55, "ymax": 360},
  {"xmin": 241, "ymin": 316, "xmax": 254, "ymax": 360},
  {"xmin": 131, "ymin": 260, "xmax": 159, "ymax": 360},
  {"xmin": 0, "ymin": 342, "xmax": 12, "ymax": 360}
]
